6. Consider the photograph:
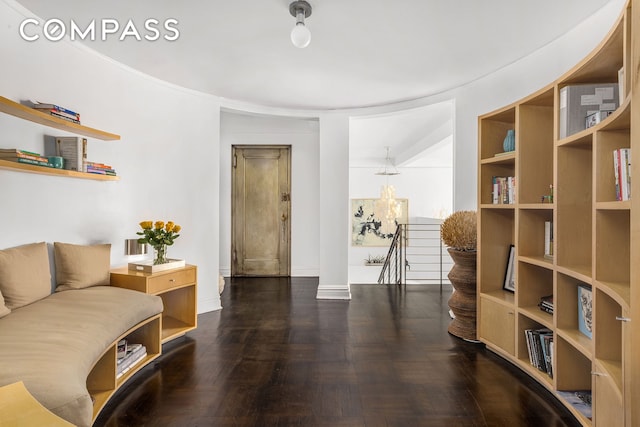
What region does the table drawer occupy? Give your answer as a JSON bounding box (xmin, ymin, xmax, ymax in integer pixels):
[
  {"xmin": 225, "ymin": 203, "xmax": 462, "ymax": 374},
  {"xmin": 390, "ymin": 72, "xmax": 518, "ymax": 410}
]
[{"xmin": 147, "ymin": 268, "xmax": 196, "ymax": 294}]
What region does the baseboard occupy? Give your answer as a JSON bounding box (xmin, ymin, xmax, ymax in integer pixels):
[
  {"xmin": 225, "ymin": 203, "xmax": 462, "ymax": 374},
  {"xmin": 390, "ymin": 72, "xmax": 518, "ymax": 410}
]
[{"xmin": 316, "ymin": 285, "xmax": 352, "ymax": 300}]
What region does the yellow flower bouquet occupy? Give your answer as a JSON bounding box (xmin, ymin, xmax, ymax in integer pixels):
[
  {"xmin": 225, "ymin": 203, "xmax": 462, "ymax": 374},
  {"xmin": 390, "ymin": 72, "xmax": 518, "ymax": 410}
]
[{"xmin": 137, "ymin": 220, "xmax": 181, "ymax": 265}]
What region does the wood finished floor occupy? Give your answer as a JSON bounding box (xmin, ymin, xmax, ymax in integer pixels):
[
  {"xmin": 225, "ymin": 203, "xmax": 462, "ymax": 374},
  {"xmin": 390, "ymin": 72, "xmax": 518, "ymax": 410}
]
[{"xmin": 95, "ymin": 277, "xmax": 580, "ymax": 427}]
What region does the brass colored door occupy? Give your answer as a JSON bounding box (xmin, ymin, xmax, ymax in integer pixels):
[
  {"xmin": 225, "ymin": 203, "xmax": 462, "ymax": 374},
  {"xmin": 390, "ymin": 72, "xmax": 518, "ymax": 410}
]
[{"xmin": 231, "ymin": 146, "xmax": 291, "ymax": 276}]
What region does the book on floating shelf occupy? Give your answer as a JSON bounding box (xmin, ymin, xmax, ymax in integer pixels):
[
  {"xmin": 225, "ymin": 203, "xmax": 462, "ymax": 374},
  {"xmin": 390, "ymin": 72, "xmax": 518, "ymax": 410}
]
[
  {"xmin": 0, "ymin": 149, "xmax": 48, "ymax": 163},
  {"xmin": 26, "ymin": 100, "xmax": 81, "ymax": 123},
  {"xmin": 55, "ymin": 136, "xmax": 87, "ymax": 172}
]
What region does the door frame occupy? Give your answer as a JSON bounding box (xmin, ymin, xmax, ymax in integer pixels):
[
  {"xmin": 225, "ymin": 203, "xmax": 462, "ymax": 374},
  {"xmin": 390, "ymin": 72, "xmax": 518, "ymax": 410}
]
[{"xmin": 231, "ymin": 145, "xmax": 291, "ymax": 277}]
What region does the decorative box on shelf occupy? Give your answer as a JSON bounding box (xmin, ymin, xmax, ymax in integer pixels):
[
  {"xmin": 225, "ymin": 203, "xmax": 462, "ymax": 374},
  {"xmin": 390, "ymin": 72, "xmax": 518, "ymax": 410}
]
[{"xmin": 128, "ymin": 259, "xmax": 185, "ymax": 273}]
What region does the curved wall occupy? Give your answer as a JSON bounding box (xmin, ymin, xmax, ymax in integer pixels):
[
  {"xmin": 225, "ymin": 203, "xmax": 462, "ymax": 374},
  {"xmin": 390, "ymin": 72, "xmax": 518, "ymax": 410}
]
[{"xmin": 0, "ymin": 0, "xmax": 626, "ymax": 308}]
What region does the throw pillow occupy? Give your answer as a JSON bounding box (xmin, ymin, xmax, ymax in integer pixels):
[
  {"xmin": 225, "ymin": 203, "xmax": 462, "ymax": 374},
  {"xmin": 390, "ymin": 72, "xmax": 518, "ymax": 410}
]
[
  {"xmin": 0, "ymin": 242, "xmax": 51, "ymax": 310},
  {"xmin": 54, "ymin": 242, "xmax": 111, "ymax": 291}
]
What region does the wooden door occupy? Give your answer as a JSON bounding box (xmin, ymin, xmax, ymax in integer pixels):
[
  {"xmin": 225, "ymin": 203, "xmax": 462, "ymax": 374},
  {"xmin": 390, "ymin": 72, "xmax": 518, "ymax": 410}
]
[{"xmin": 231, "ymin": 146, "xmax": 291, "ymax": 277}]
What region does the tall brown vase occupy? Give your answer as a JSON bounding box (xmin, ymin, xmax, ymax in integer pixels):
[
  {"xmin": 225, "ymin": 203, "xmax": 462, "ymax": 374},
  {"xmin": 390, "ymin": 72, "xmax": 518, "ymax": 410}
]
[{"xmin": 447, "ymin": 248, "xmax": 478, "ymax": 341}]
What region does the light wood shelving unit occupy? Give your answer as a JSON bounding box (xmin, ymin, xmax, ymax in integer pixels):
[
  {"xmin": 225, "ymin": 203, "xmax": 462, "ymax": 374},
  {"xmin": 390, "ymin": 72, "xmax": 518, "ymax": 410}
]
[
  {"xmin": 477, "ymin": 2, "xmax": 638, "ymax": 425},
  {"xmin": 110, "ymin": 265, "xmax": 198, "ymax": 344},
  {"xmin": 0, "ymin": 96, "xmax": 120, "ymax": 181}
]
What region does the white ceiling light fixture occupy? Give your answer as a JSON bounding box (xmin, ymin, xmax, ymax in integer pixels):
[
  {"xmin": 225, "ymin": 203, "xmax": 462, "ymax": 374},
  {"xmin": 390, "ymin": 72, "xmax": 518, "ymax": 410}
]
[
  {"xmin": 375, "ymin": 146, "xmax": 400, "ymax": 177},
  {"xmin": 289, "ymin": 1, "xmax": 312, "ymax": 49}
]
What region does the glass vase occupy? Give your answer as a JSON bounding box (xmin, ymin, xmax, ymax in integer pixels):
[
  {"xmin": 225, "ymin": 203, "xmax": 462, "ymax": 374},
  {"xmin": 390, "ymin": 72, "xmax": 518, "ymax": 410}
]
[{"xmin": 154, "ymin": 245, "xmax": 168, "ymax": 265}]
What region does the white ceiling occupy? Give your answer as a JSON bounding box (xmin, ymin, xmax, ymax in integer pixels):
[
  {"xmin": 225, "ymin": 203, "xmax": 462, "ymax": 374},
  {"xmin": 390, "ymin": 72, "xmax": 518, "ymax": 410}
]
[{"xmin": 15, "ymin": 0, "xmax": 613, "ymax": 111}]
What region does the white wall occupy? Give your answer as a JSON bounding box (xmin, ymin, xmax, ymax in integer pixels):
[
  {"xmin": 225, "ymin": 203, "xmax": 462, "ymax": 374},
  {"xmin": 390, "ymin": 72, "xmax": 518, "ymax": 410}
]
[
  {"xmin": 0, "ymin": 1, "xmax": 221, "ymax": 313},
  {"xmin": 218, "ymin": 111, "xmax": 320, "ymax": 277},
  {"xmin": 0, "ymin": 0, "xmax": 625, "ymax": 306},
  {"xmin": 448, "ymin": 0, "xmax": 627, "ymax": 210}
]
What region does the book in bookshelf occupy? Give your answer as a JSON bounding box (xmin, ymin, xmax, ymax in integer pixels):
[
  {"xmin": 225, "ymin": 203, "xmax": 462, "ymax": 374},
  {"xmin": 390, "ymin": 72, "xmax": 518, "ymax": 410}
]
[
  {"xmin": 524, "ymin": 328, "xmax": 553, "ymax": 377},
  {"xmin": 492, "ymin": 176, "xmax": 516, "ymax": 204},
  {"xmin": 544, "ymin": 221, "xmax": 553, "ymax": 260},
  {"xmin": 116, "ymin": 343, "xmax": 147, "ymax": 379},
  {"xmin": 538, "ymin": 294, "xmax": 554, "ymax": 314},
  {"xmin": 55, "ymin": 137, "xmax": 87, "ymax": 172},
  {"xmin": 613, "ymin": 148, "xmax": 631, "ymax": 201}
]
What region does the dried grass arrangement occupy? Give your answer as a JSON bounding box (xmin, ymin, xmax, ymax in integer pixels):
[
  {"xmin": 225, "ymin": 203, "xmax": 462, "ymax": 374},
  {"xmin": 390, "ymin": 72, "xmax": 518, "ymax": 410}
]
[{"xmin": 441, "ymin": 210, "xmax": 477, "ymax": 251}]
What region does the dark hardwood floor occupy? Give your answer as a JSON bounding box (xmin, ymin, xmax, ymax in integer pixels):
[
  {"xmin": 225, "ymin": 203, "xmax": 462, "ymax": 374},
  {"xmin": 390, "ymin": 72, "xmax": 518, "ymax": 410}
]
[{"xmin": 95, "ymin": 277, "xmax": 580, "ymax": 427}]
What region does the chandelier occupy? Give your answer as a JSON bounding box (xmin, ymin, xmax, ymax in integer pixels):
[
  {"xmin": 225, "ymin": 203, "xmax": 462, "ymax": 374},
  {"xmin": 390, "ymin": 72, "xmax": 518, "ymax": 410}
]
[{"xmin": 374, "ymin": 147, "xmax": 402, "ymax": 234}]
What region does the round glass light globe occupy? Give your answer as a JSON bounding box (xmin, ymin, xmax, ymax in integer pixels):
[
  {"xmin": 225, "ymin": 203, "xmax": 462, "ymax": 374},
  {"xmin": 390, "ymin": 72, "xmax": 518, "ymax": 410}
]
[{"xmin": 290, "ymin": 24, "xmax": 311, "ymax": 48}]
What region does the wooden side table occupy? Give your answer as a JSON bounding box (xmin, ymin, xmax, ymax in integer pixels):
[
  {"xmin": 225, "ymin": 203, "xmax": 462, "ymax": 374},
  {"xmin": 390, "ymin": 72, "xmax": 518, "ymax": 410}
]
[
  {"xmin": 0, "ymin": 381, "xmax": 74, "ymax": 426},
  {"xmin": 111, "ymin": 264, "xmax": 197, "ymax": 343}
]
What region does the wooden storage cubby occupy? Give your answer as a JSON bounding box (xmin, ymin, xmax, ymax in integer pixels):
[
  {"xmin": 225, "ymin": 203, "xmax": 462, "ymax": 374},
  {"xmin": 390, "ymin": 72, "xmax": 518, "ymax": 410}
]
[
  {"xmin": 111, "ymin": 265, "xmax": 198, "ymax": 344},
  {"xmin": 595, "ymin": 210, "xmax": 630, "ymax": 306},
  {"xmin": 555, "ymin": 273, "xmax": 593, "ymax": 357},
  {"xmin": 518, "ymin": 208, "xmax": 554, "ymax": 265},
  {"xmin": 87, "ymin": 314, "xmax": 161, "ymax": 421},
  {"xmin": 518, "ymin": 89, "xmax": 554, "ymax": 205},
  {"xmin": 478, "ymin": 209, "xmax": 514, "ymax": 297},
  {"xmin": 594, "ymin": 102, "xmax": 631, "ymax": 205},
  {"xmin": 479, "ymin": 160, "xmax": 516, "ymax": 205},
  {"xmin": 478, "ymin": 107, "xmax": 515, "ymax": 160},
  {"xmin": 478, "ymin": 2, "xmax": 640, "ymax": 424},
  {"xmin": 555, "ymin": 336, "xmax": 593, "ymax": 425},
  {"xmin": 556, "ymin": 141, "xmax": 593, "ymax": 280},
  {"xmin": 517, "ymin": 262, "xmax": 553, "ymax": 325}
]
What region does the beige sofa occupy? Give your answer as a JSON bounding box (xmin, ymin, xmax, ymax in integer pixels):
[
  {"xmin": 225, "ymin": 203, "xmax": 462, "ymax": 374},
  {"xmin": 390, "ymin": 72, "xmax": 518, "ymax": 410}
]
[{"xmin": 0, "ymin": 242, "xmax": 163, "ymax": 427}]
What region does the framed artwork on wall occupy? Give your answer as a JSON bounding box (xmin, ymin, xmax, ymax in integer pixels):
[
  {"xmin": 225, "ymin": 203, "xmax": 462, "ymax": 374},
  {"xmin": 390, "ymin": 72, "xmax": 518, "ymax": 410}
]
[{"xmin": 351, "ymin": 198, "xmax": 408, "ymax": 247}]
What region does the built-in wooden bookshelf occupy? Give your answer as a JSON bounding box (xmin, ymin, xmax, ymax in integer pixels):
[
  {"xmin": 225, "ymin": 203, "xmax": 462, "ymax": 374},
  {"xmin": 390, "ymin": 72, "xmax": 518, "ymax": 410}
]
[
  {"xmin": 477, "ymin": 2, "xmax": 637, "ymax": 425},
  {"xmin": 0, "ymin": 96, "xmax": 120, "ymax": 181}
]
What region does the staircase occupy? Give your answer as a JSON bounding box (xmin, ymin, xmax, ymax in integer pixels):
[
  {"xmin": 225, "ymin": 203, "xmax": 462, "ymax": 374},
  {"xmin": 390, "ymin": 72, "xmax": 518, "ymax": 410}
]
[{"xmin": 378, "ymin": 220, "xmax": 453, "ymax": 287}]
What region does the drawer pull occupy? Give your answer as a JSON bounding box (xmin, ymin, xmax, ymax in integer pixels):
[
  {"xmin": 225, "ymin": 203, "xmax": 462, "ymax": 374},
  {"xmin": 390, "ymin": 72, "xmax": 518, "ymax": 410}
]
[
  {"xmin": 616, "ymin": 316, "xmax": 631, "ymax": 322},
  {"xmin": 169, "ymin": 279, "xmax": 176, "ymax": 283},
  {"xmin": 591, "ymin": 371, "xmax": 607, "ymax": 377}
]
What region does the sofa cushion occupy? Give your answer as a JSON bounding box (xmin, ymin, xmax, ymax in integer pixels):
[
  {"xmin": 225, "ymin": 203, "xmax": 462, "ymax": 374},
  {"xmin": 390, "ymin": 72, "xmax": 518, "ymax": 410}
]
[
  {"xmin": 0, "ymin": 242, "xmax": 51, "ymax": 310},
  {"xmin": 54, "ymin": 242, "xmax": 111, "ymax": 291},
  {"xmin": 0, "ymin": 286, "xmax": 163, "ymax": 427}
]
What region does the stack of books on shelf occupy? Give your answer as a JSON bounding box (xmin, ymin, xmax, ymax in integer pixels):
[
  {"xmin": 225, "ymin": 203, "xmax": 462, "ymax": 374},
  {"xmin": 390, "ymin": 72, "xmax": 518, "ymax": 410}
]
[
  {"xmin": 0, "ymin": 148, "xmax": 52, "ymax": 167},
  {"xmin": 28, "ymin": 101, "xmax": 81, "ymax": 124},
  {"xmin": 116, "ymin": 339, "xmax": 147, "ymax": 379},
  {"xmin": 613, "ymin": 148, "xmax": 631, "ymax": 201},
  {"xmin": 492, "ymin": 176, "xmax": 516, "ymax": 204},
  {"xmin": 538, "ymin": 294, "xmax": 554, "ymax": 314},
  {"xmin": 84, "ymin": 161, "xmax": 116, "ymax": 176},
  {"xmin": 524, "ymin": 328, "xmax": 553, "ymax": 377},
  {"xmin": 52, "ymin": 136, "xmax": 117, "ymax": 177}
]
